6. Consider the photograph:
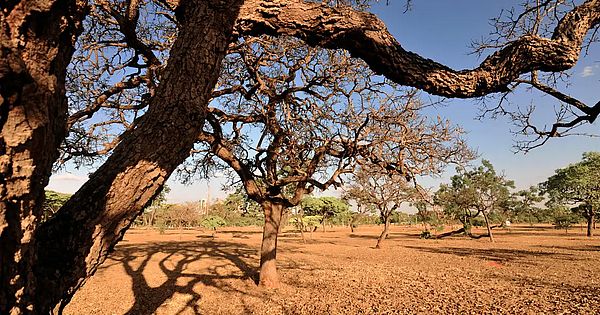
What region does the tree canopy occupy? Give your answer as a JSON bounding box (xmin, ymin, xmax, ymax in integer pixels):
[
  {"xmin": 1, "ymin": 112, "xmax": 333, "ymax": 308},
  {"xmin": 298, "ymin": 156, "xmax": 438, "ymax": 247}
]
[
  {"xmin": 541, "ymin": 152, "xmax": 600, "ymax": 236},
  {"xmin": 435, "ymin": 160, "xmax": 515, "ymax": 241}
]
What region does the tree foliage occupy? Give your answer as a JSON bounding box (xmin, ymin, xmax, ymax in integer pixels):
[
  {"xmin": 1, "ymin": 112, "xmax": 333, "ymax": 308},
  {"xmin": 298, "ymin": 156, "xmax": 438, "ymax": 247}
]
[
  {"xmin": 42, "ymin": 191, "xmax": 72, "ymax": 222},
  {"xmin": 434, "ymin": 160, "xmax": 515, "ymax": 241},
  {"xmin": 541, "ymin": 152, "xmax": 600, "ymax": 236},
  {"xmin": 343, "ymin": 165, "xmax": 423, "ymax": 247},
  {"xmin": 301, "ymin": 196, "xmax": 350, "ymax": 229}
]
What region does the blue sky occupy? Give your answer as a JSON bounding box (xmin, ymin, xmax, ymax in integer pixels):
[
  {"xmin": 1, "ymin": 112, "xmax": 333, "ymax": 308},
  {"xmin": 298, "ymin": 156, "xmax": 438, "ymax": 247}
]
[{"xmin": 48, "ymin": 0, "xmax": 600, "ymax": 203}]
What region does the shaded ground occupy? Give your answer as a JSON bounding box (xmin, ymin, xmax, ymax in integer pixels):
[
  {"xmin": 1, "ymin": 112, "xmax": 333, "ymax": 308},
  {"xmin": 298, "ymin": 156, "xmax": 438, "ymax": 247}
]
[{"xmin": 65, "ymin": 225, "xmax": 600, "ymax": 314}]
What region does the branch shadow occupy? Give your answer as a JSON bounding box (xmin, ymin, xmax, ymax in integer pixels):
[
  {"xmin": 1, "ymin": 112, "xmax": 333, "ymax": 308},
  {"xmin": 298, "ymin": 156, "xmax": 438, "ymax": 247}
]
[{"xmin": 100, "ymin": 239, "xmax": 262, "ymax": 315}]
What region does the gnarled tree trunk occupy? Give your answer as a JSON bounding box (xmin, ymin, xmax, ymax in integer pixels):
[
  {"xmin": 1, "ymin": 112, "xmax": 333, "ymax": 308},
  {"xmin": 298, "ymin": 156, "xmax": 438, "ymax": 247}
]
[
  {"xmin": 0, "ymin": 1, "xmax": 86, "ymax": 313},
  {"xmin": 259, "ymin": 201, "xmax": 284, "ymax": 287},
  {"xmin": 30, "ymin": 1, "xmax": 243, "ymax": 312},
  {"xmin": 375, "ymin": 216, "xmax": 391, "ymax": 249},
  {"xmin": 482, "ymin": 211, "xmax": 495, "ymax": 242},
  {"xmin": 587, "ymin": 213, "xmax": 594, "ymax": 237}
]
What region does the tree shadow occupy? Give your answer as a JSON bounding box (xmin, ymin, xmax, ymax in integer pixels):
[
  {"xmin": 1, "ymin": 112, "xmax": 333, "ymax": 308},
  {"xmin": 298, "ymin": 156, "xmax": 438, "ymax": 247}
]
[
  {"xmin": 405, "ymin": 246, "xmax": 576, "ymax": 264},
  {"xmin": 100, "ymin": 239, "xmax": 262, "ymax": 315},
  {"xmin": 537, "ymin": 244, "xmax": 600, "ymax": 253},
  {"xmin": 348, "ymin": 232, "xmax": 420, "ymax": 240}
]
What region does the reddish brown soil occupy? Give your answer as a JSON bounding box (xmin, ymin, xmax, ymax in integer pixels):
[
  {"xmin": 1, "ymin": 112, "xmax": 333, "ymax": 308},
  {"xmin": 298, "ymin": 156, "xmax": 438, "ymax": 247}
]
[{"xmin": 65, "ymin": 225, "xmax": 600, "ymax": 314}]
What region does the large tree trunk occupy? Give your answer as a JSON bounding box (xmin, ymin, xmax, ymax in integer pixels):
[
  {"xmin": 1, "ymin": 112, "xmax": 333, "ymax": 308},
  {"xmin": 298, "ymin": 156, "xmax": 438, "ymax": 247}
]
[
  {"xmin": 375, "ymin": 216, "xmax": 391, "ymax": 249},
  {"xmin": 259, "ymin": 201, "xmax": 284, "ymax": 287},
  {"xmin": 482, "ymin": 211, "xmax": 495, "ymax": 243},
  {"xmin": 587, "ymin": 213, "xmax": 594, "ymax": 237},
  {"xmin": 29, "ymin": 1, "xmax": 244, "ymax": 312},
  {"xmin": 0, "ymin": 1, "xmax": 86, "ymax": 313}
]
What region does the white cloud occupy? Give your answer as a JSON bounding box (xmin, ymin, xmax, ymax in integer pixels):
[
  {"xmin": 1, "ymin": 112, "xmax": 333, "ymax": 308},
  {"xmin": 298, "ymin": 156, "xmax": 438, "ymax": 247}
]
[
  {"xmin": 47, "ymin": 173, "xmax": 88, "ymax": 194},
  {"xmin": 581, "ymin": 65, "xmax": 596, "ymax": 77},
  {"xmin": 51, "ymin": 173, "xmax": 87, "ymax": 182}
]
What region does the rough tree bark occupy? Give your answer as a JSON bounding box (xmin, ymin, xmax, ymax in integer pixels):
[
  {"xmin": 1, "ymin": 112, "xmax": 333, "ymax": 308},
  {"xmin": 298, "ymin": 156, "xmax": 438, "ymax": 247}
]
[
  {"xmin": 587, "ymin": 212, "xmax": 594, "ymax": 237},
  {"xmin": 259, "ymin": 200, "xmax": 284, "ymax": 287},
  {"xmin": 0, "ymin": 0, "xmax": 86, "ymax": 312},
  {"xmin": 481, "ymin": 210, "xmax": 495, "ymax": 243},
  {"xmin": 5, "ymin": 0, "xmax": 244, "ymax": 312},
  {"xmin": 236, "ymin": 0, "xmax": 600, "ymax": 99},
  {"xmin": 375, "ymin": 215, "xmax": 391, "ymax": 249}
]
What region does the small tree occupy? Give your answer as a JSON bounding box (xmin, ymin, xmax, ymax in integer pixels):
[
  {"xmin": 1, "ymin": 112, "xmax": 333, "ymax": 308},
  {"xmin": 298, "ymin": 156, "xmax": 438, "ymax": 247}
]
[
  {"xmin": 42, "ymin": 191, "xmax": 72, "ymax": 223},
  {"xmin": 201, "ymin": 215, "xmax": 227, "ymax": 232},
  {"xmin": 138, "ymin": 185, "xmax": 171, "ymax": 227},
  {"xmin": 180, "ymin": 36, "xmax": 471, "ymax": 286},
  {"xmin": 435, "ymin": 160, "xmax": 514, "ymax": 242},
  {"xmin": 344, "ymin": 166, "xmax": 419, "ymax": 248},
  {"xmin": 510, "ymin": 186, "xmax": 545, "ymax": 224},
  {"xmin": 301, "ymin": 196, "xmax": 350, "ymax": 232},
  {"xmin": 414, "ymin": 201, "xmax": 445, "ymax": 238},
  {"xmin": 541, "ymin": 152, "xmax": 600, "ymax": 237}
]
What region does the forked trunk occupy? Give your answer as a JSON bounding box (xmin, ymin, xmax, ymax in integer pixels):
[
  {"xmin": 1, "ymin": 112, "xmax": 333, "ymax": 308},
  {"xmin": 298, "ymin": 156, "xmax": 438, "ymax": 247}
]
[
  {"xmin": 482, "ymin": 211, "xmax": 495, "ymax": 242},
  {"xmin": 375, "ymin": 216, "xmax": 391, "ymax": 249},
  {"xmin": 259, "ymin": 201, "xmax": 284, "ymax": 287}
]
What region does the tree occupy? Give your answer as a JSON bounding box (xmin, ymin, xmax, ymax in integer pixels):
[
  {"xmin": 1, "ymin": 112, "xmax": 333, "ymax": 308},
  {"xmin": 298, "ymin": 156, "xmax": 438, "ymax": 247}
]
[
  {"xmin": 541, "ymin": 152, "xmax": 600, "ymax": 237},
  {"xmin": 137, "ymin": 185, "xmax": 171, "ymax": 227},
  {"xmin": 179, "ymin": 37, "xmax": 470, "ymax": 286},
  {"xmin": 435, "ymin": 160, "xmax": 515, "ymax": 242},
  {"xmin": 2, "ymin": 0, "xmax": 599, "ymax": 312},
  {"xmin": 222, "ymin": 187, "xmax": 263, "ymax": 219},
  {"xmin": 41, "ymin": 191, "xmax": 72, "ymax": 223},
  {"xmin": 414, "ymin": 201, "xmax": 445, "ymax": 238},
  {"xmin": 344, "ymin": 166, "xmax": 421, "ymax": 248},
  {"xmin": 301, "ymin": 196, "xmax": 350, "ymax": 232},
  {"xmin": 510, "ymin": 186, "xmax": 545, "ymax": 224},
  {"xmin": 208, "ymin": 188, "xmax": 263, "ymax": 226}
]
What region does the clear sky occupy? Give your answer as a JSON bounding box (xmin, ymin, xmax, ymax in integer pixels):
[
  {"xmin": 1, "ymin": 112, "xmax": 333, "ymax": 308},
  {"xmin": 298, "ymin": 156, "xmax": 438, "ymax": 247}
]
[{"xmin": 47, "ymin": 0, "xmax": 600, "ymax": 203}]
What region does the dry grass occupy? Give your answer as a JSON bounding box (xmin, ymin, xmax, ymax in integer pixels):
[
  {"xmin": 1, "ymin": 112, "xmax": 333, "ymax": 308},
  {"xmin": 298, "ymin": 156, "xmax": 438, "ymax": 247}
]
[{"xmin": 65, "ymin": 224, "xmax": 600, "ymax": 314}]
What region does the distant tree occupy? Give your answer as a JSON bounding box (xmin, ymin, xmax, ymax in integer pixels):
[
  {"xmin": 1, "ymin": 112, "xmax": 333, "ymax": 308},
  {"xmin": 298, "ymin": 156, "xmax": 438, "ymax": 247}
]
[
  {"xmin": 541, "ymin": 152, "xmax": 600, "ymax": 237},
  {"xmin": 221, "ymin": 187, "xmax": 262, "ymax": 218},
  {"xmin": 201, "ymin": 215, "xmax": 227, "ymax": 232},
  {"xmin": 301, "ymin": 196, "xmax": 350, "ymax": 232},
  {"xmin": 414, "ymin": 201, "xmax": 445, "ymax": 238},
  {"xmin": 42, "ymin": 191, "xmax": 72, "ymax": 222},
  {"xmin": 139, "ymin": 185, "xmax": 171, "ymax": 227},
  {"xmin": 344, "ymin": 166, "xmax": 419, "ymax": 248},
  {"xmin": 435, "ymin": 160, "xmax": 514, "ymax": 242},
  {"xmin": 202, "ymin": 188, "xmax": 264, "ymax": 226},
  {"xmin": 511, "ymin": 186, "xmax": 545, "ymax": 224}
]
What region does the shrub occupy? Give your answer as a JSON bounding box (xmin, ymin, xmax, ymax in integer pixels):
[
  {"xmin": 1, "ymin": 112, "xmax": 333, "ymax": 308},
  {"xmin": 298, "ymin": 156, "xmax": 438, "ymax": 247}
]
[{"xmin": 201, "ymin": 215, "xmax": 227, "ymax": 230}]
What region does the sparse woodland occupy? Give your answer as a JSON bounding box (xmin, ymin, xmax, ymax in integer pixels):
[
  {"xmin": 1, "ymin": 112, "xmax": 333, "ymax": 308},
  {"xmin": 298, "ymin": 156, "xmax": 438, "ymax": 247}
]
[{"xmin": 1, "ymin": 0, "xmax": 599, "ymax": 313}]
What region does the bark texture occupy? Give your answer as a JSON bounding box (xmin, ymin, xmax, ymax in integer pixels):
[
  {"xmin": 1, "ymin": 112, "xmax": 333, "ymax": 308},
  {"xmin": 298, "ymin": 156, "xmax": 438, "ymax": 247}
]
[
  {"xmin": 482, "ymin": 211, "xmax": 495, "ymax": 243},
  {"xmin": 235, "ymin": 0, "xmax": 600, "ymax": 98},
  {"xmin": 28, "ymin": 0, "xmax": 243, "ymax": 312},
  {"xmin": 375, "ymin": 217, "xmax": 391, "ymax": 249},
  {"xmin": 259, "ymin": 201, "xmax": 283, "ymax": 287},
  {"xmin": 0, "ymin": 0, "xmax": 86, "ymax": 313}
]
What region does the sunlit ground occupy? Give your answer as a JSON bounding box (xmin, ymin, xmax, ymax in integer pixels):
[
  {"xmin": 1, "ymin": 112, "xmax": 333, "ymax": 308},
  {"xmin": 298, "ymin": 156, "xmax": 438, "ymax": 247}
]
[{"xmin": 66, "ymin": 225, "xmax": 600, "ymax": 314}]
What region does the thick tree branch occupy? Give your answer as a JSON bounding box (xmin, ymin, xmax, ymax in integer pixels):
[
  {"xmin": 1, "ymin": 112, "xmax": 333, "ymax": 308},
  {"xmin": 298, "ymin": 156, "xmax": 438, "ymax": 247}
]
[{"xmin": 235, "ymin": 0, "xmax": 600, "ymax": 98}]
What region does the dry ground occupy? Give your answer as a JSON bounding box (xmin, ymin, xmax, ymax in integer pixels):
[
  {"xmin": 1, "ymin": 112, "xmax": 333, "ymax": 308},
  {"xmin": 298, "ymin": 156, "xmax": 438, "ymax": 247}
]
[{"xmin": 65, "ymin": 225, "xmax": 600, "ymax": 315}]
